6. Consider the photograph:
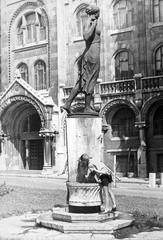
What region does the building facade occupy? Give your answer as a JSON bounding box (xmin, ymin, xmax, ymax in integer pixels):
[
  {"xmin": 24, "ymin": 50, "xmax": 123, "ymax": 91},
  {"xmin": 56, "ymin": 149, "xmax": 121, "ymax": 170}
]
[{"xmin": 0, "ymin": 0, "xmax": 163, "ymax": 178}]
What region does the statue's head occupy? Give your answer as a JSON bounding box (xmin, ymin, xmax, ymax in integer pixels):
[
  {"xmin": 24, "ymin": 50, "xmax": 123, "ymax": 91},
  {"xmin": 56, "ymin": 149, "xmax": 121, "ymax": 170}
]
[{"xmin": 85, "ymin": 5, "xmax": 100, "ymax": 18}]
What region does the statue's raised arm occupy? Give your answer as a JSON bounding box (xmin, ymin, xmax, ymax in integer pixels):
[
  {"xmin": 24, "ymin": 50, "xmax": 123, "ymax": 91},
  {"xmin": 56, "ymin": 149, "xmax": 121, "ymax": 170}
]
[
  {"xmin": 63, "ymin": 5, "xmax": 101, "ymax": 115},
  {"xmin": 83, "ymin": 16, "xmax": 97, "ymax": 41}
]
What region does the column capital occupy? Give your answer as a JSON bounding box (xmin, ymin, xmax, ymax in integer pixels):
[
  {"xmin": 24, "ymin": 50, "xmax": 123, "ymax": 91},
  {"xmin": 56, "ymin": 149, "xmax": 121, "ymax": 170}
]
[
  {"xmin": 39, "ymin": 128, "xmax": 58, "ymax": 138},
  {"xmin": 135, "ymin": 121, "xmax": 146, "ymax": 128}
]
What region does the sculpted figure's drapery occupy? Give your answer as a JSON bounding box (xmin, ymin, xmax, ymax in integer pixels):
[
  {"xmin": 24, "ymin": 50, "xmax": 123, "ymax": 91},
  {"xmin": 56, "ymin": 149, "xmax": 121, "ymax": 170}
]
[{"xmin": 63, "ymin": 5, "xmax": 101, "ymax": 114}]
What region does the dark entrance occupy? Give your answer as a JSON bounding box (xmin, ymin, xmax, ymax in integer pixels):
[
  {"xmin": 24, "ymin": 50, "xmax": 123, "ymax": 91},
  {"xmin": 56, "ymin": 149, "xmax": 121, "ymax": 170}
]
[
  {"xmin": 29, "ymin": 140, "xmax": 43, "ymax": 170},
  {"xmin": 20, "ymin": 112, "xmax": 44, "ymax": 170}
]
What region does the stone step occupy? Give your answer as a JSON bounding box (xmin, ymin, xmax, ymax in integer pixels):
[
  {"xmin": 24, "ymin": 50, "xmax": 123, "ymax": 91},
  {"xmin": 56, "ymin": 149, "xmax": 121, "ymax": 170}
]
[{"xmin": 36, "ymin": 210, "xmax": 135, "ymax": 234}]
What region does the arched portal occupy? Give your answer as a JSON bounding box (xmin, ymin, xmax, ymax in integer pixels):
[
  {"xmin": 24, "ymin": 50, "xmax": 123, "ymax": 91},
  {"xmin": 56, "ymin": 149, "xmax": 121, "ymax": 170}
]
[
  {"xmin": 0, "ymin": 99, "xmax": 44, "ymax": 171},
  {"xmin": 100, "ymin": 99, "xmax": 139, "ymax": 177}
]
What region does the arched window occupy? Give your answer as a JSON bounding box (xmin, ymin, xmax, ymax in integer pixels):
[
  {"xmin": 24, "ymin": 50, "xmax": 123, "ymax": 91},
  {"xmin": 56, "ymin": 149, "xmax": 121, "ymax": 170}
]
[
  {"xmin": 155, "ymin": 45, "xmax": 163, "ymax": 75},
  {"xmin": 113, "ymin": 0, "xmax": 132, "ymax": 29},
  {"xmin": 30, "ymin": 113, "xmax": 41, "ymax": 132},
  {"xmin": 17, "ymin": 18, "xmax": 23, "ymax": 46},
  {"xmin": 153, "ymin": 105, "xmax": 163, "ymax": 135},
  {"xmin": 26, "ymin": 13, "xmax": 36, "ymax": 43},
  {"xmin": 34, "ymin": 60, "xmax": 46, "ymax": 90},
  {"xmin": 22, "ymin": 114, "xmax": 41, "ymax": 133},
  {"xmin": 18, "ymin": 63, "xmax": 28, "ymax": 83},
  {"xmin": 16, "ymin": 11, "xmax": 47, "ymax": 46},
  {"xmin": 39, "ymin": 14, "xmax": 47, "ymax": 41},
  {"xmin": 153, "ymin": 0, "xmax": 163, "ymax": 23},
  {"xmin": 76, "ymin": 5, "xmax": 88, "ymax": 37},
  {"xmin": 115, "ymin": 51, "xmax": 134, "ymax": 80},
  {"xmin": 23, "ymin": 117, "xmax": 28, "ymax": 132},
  {"xmin": 111, "ymin": 108, "xmax": 138, "ymax": 137}
]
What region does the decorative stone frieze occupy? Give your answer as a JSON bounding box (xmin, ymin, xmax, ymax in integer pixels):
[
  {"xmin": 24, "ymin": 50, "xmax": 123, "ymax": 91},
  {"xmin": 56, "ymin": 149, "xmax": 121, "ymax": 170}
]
[
  {"xmin": 39, "ymin": 128, "xmax": 58, "ymax": 138},
  {"xmin": 100, "ymin": 99, "xmax": 139, "ymax": 122},
  {"xmin": 67, "ymin": 182, "xmax": 102, "ymax": 207}
]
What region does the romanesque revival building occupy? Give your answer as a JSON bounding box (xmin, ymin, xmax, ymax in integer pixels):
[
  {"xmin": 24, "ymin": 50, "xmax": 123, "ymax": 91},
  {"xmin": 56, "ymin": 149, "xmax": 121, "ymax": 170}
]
[{"xmin": 0, "ymin": 0, "xmax": 163, "ymax": 178}]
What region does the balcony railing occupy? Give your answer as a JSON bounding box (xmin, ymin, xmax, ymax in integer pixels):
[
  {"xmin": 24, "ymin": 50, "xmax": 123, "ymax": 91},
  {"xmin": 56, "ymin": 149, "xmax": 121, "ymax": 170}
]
[
  {"xmin": 62, "ymin": 86, "xmax": 84, "ymax": 99},
  {"xmin": 100, "ymin": 79, "xmax": 135, "ymax": 95},
  {"xmin": 62, "ymin": 75, "xmax": 163, "ymax": 99},
  {"xmin": 142, "ymin": 75, "xmax": 163, "ymax": 91}
]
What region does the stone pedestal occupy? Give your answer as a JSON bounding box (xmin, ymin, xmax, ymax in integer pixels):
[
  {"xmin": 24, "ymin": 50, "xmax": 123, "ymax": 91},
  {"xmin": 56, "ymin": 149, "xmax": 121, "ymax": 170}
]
[
  {"xmin": 36, "ymin": 114, "xmax": 135, "ymax": 234},
  {"xmin": 37, "ymin": 209, "xmax": 134, "ymax": 234},
  {"xmin": 66, "ymin": 114, "xmax": 102, "ymax": 212},
  {"xmin": 66, "ymin": 116, "xmax": 102, "ymax": 182}
]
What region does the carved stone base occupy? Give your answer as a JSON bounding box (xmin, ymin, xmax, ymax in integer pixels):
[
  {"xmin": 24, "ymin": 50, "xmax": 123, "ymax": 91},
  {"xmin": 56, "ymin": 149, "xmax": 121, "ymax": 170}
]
[
  {"xmin": 52, "ymin": 207, "xmax": 118, "ymax": 222},
  {"xmin": 67, "ymin": 182, "xmax": 102, "ymax": 213},
  {"xmin": 36, "ymin": 209, "xmax": 135, "ymax": 234}
]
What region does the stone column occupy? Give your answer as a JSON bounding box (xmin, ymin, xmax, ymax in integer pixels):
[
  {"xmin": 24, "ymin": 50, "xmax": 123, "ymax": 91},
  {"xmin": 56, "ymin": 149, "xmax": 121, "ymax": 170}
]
[
  {"xmin": 56, "ymin": 83, "xmax": 67, "ymax": 174},
  {"xmin": 0, "ymin": 135, "xmax": 6, "ymax": 170},
  {"xmin": 25, "ymin": 140, "xmax": 29, "ymax": 170},
  {"xmin": 66, "ymin": 116, "xmax": 102, "ymax": 181},
  {"xmin": 134, "ymin": 73, "xmax": 143, "ymax": 110},
  {"xmin": 39, "ymin": 129, "xmax": 55, "ymax": 174},
  {"xmin": 136, "ymin": 122, "xmax": 147, "ymax": 178},
  {"xmin": 66, "ymin": 114, "xmax": 102, "ymax": 213}
]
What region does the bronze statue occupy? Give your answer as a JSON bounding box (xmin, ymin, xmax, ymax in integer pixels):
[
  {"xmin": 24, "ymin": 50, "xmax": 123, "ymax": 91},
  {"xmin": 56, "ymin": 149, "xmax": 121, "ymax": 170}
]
[{"xmin": 63, "ymin": 5, "xmax": 101, "ymax": 114}]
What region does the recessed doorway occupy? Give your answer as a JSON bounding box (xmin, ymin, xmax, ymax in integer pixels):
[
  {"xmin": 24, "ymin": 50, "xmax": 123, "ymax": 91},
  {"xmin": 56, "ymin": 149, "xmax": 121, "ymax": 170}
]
[{"xmin": 29, "ymin": 139, "xmax": 43, "ymax": 170}]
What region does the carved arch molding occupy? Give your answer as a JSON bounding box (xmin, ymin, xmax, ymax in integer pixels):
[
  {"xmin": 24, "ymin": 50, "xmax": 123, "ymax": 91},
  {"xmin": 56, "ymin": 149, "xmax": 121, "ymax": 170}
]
[
  {"xmin": 142, "ymin": 94, "xmax": 163, "ymax": 121},
  {"xmin": 100, "ymin": 99, "xmax": 139, "ymax": 122},
  {"xmin": 0, "ymin": 95, "xmax": 45, "ymax": 127}
]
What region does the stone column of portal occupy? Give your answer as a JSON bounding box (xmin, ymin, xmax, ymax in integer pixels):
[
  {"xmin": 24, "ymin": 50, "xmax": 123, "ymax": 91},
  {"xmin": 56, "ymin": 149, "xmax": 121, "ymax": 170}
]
[
  {"xmin": 25, "ymin": 140, "xmax": 29, "ymax": 170},
  {"xmin": 66, "ymin": 114, "xmax": 102, "ymax": 213},
  {"xmin": 39, "ymin": 129, "xmax": 55, "ymax": 174},
  {"xmin": 136, "ymin": 122, "xmax": 147, "ymax": 178}
]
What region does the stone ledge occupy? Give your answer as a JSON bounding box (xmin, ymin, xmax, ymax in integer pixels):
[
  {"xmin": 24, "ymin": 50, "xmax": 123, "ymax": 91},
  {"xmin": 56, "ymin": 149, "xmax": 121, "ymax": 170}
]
[
  {"xmin": 36, "ymin": 210, "xmax": 135, "ymax": 234},
  {"xmin": 52, "ymin": 207, "xmax": 119, "ymax": 222}
]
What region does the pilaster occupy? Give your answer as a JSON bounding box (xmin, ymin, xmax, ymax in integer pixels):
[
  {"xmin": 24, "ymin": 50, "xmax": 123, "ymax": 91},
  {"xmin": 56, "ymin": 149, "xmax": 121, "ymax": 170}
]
[
  {"xmin": 39, "ymin": 128, "xmax": 56, "ymax": 174},
  {"xmin": 135, "ymin": 121, "xmax": 147, "ymax": 178}
]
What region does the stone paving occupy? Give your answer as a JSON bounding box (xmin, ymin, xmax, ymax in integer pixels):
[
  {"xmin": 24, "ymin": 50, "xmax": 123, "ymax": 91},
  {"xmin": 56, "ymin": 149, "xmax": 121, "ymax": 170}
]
[
  {"xmin": 0, "ymin": 174, "xmax": 163, "ymax": 239},
  {"xmin": 0, "ymin": 213, "xmax": 163, "ymax": 240}
]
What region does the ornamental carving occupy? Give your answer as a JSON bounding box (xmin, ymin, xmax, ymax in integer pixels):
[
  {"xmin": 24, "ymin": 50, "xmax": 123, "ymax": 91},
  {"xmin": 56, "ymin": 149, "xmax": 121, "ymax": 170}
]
[
  {"xmin": 100, "ymin": 99, "xmax": 140, "ymax": 122},
  {"xmin": 39, "ymin": 128, "xmax": 57, "ymax": 138},
  {"xmin": 0, "ymin": 96, "xmax": 45, "ymax": 127},
  {"xmin": 67, "ymin": 182, "xmax": 102, "ymax": 207},
  {"xmin": 141, "ymin": 94, "xmax": 163, "ymax": 121}
]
